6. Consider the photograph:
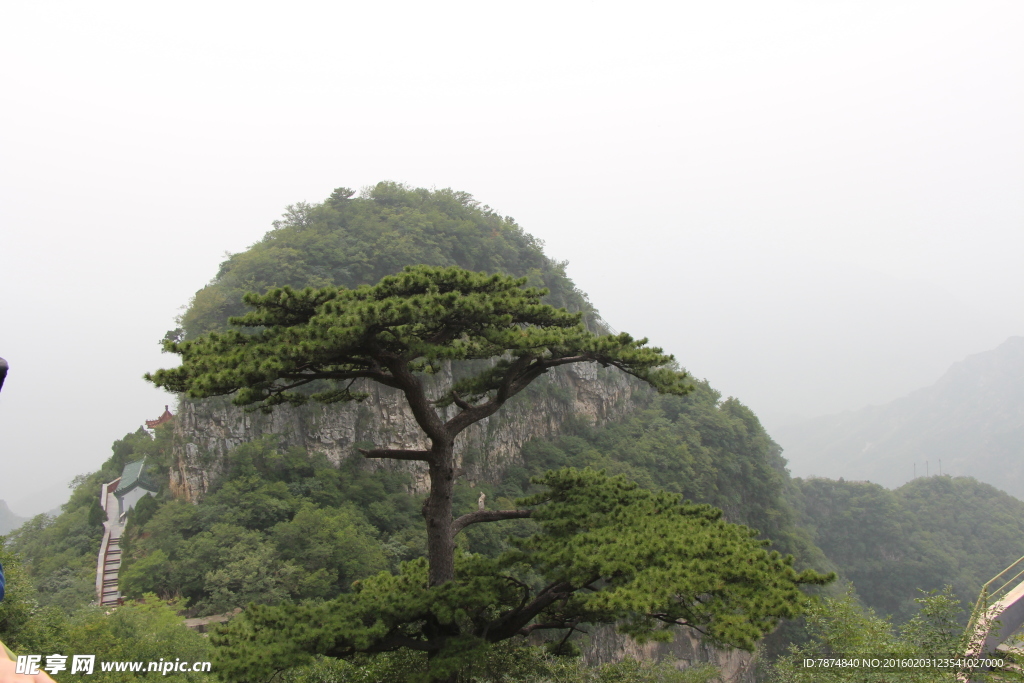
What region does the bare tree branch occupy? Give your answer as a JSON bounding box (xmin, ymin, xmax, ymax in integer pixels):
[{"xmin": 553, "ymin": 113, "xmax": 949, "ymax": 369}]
[
  {"xmin": 360, "ymin": 448, "xmax": 432, "ymax": 462},
  {"xmin": 450, "ymin": 391, "xmax": 473, "ymax": 411},
  {"xmin": 443, "ymin": 355, "xmax": 543, "ymax": 435},
  {"xmin": 501, "ymin": 575, "xmax": 533, "ymax": 613},
  {"xmin": 518, "ymin": 621, "xmax": 573, "ymax": 636},
  {"xmin": 650, "ymin": 614, "xmax": 710, "ymax": 637},
  {"xmin": 486, "ymin": 579, "xmax": 579, "ymax": 641},
  {"xmin": 383, "ymin": 355, "xmax": 447, "ymax": 443},
  {"xmin": 552, "ymin": 620, "xmax": 580, "ymax": 654},
  {"xmin": 280, "ymin": 368, "xmax": 401, "ymax": 390},
  {"xmin": 452, "ymin": 509, "xmax": 532, "ymax": 535},
  {"xmin": 266, "ymin": 378, "xmax": 316, "ymax": 394},
  {"xmin": 494, "ymin": 355, "xmax": 540, "ymax": 404}
]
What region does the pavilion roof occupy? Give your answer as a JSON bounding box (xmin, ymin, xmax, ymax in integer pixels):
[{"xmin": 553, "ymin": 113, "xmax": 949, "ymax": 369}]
[
  {"xmin": 145, "ymin": 405, "xmax": 174, "ymax": 429},
  {"xmin": 114, "ymin": 458, "xmax": 158, "ymax": 496}
]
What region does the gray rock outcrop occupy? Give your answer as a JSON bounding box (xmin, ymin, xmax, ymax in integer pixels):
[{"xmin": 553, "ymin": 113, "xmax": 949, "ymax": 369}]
[{"xmin": 170, "ymin": 362, "xmax": 645, "ymax": 502}]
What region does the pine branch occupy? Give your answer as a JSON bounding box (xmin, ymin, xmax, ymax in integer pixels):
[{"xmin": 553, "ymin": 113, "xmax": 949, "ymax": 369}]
[
  {"xmin": 452, "ymin": 509, "xmax": 532, "ymax": 535},
  {"xmin": 359, "ymin": 448, "xmax": 432, "ymax": 462}
]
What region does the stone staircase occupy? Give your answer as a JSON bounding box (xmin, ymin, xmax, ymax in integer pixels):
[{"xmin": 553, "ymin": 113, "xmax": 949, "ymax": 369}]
[
  {"xmin": 95, "ymin": 478, "xmax": 123, "ymax": 606},
  {"xmin": 99, "ymin": 535, "xmax": 122, "ymax": 606},
  {"xmin": 94, "ymin": 462, "xmax": 157, "ymax": 607}
]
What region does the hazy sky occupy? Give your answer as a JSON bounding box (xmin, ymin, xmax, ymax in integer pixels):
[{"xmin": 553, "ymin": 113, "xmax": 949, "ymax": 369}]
[{"xmin": 2, "ymin": 1, "xmax": 1021, "ymax": 515}]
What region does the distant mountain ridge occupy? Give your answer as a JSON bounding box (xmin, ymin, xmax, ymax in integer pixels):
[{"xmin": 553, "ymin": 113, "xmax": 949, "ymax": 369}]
[
  {"xmin": 0, "ymin": 499, "xmax": 26, "ymax": 534},
  {"xmin": 776, "ymin": 336, "xmax": 1024, "ymax": 496}
]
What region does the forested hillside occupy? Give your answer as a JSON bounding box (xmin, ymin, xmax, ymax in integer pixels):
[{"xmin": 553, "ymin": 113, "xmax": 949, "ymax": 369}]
[
  {"xmin": 119, "ymin": 385, "xmax": 832, "ymax": 616},
  {"xmin": 179, "ymin": 182, "xmax": 601, "ymax": 340},
  {"xmin": 9, "ymin": 385, "xmax": 829, "ymax": 617},
  {"xmin": 4, "ymin": 183, "xmax": 1022, "ymax": 682},
  {"xmin": 789, "ymin": 475, "xmax": 1024, "ymax": 621}
]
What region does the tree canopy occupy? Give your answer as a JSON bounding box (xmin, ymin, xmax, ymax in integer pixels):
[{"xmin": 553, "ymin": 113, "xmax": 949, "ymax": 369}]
[
  {"xmin": 150, "ymin": 265, "xmax": 688, "ymax": 413},
  {"xmin": 149, "ymin": 264, "xmax": 691, "ymax": 589},
  {"xmin": 211, "ymin": 468, "xmax": 831, "ymax": 683},
  {"xmin": 179, "ymin": 183, "xmax": 599, "ymax": 339}
]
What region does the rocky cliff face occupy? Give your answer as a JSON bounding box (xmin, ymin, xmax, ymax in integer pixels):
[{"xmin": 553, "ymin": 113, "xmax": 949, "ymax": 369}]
[
  {"xmin": 170, "ymin": 362, "xmax": 646, "ymax": 502},
  {"xmin": 582, "ymin": 626, "xmax": 756, "ymax": 683}
]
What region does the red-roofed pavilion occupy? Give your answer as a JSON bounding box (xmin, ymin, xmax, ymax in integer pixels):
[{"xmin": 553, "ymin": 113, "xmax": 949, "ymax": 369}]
[{"xmin": 145, "ymin": 405, "xmax": 173, "ymax": 429}]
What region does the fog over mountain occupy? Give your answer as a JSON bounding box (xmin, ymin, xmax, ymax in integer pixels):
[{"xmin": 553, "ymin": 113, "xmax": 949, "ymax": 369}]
[
  {"xmin": 603, "ymin": 256, "xmax": 1017, "ymax": 434},
  {"xmin": 0, "ymin": 3, "xmax": 1021, "ymax": 508},
  {"xmin": 776, "ymin": 336, "xmax": 1024, "ymax": 496}
]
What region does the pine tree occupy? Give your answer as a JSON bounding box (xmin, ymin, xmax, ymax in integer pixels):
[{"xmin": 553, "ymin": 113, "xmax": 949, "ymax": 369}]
[{"xmin": 149, "ymin": 265, "xmax": 831, "ymax": 681}]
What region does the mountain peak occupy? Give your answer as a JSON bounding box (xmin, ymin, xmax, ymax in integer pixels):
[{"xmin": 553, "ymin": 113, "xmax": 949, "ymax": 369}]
[{"xmin": 776, "ymin": 336, "xmax": 1024, "ymax": 496}]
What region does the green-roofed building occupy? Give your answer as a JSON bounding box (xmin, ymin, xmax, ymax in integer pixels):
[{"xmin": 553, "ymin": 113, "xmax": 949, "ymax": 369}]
[{"xmin": 114, "ymin": 458, "xmax": 158, "ymax": 520}]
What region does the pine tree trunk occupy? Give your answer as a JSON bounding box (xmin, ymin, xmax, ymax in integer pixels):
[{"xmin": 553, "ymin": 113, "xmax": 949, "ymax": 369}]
[{"xmin": 424, "ymin": 445, "xmax": 456, "ymax": 586}]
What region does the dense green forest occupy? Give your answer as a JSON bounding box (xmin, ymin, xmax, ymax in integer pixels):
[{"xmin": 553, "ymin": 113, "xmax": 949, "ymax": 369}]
[
  {"xmin": 4, "ymin": 183, "xmax": 1023, "ymax": 681},
  {"xmin": 9, "ymin": 424, "xmax": 1022, "ymax": 679},
  {"xmin": 3, "ymin": 387, "xmax": 803, "ymax": 683},
  {"xmin": 789, "ymin": 475, "xmax": 1024, "ymax": 622}
]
